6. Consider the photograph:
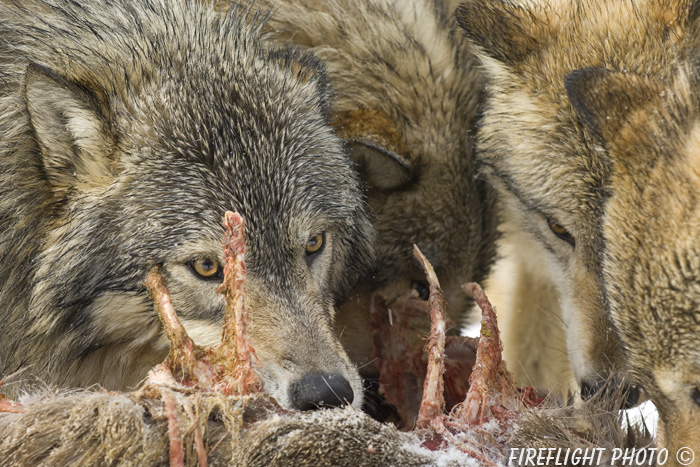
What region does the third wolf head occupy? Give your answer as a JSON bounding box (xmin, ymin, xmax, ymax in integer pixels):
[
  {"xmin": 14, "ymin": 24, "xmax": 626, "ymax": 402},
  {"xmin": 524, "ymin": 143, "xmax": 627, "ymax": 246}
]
[
  {"xmin": 456, "ymin": 0, "xmax": 700, "ymax": 401},
  {"xmin": 565, "ymin": 65, "xmax": 700, "ymax": 455}
]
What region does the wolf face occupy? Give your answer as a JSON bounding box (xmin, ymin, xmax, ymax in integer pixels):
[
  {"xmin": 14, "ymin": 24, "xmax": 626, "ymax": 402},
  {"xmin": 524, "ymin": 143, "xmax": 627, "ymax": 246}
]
[
  {"xmin": 0, "ymin": 0, "xmax": 375, "ymax": 410},
  {"xmin": 566, "ymin": 66, "xmax": 700, "ymax": 453},
  {"xmin": 456, "ymin": 0, "xmax": 700, "ymax": 397},
  {"xmin": 245, "ymin": 0, "xmax": 498, "ymax": 379}
]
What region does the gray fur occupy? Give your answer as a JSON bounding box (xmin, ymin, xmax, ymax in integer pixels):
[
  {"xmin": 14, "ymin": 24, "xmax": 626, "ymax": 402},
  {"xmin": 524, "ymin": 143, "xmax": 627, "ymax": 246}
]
[
  {"xmin": 235, "ymin": 0, "xmax": 499, "ymax": 379},
  {"xmin": 0, "ymin": 0, "xmax": 374, "ymax": 409},
  {"xmin": 0, "ymin": 391, "xmax": 435, "ymax": 466}
]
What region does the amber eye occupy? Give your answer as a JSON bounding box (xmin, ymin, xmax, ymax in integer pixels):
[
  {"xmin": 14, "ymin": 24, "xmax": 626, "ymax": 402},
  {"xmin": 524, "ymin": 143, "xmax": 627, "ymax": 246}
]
[
  {"xmin": 190, "ymin": 257, "xmax": 222, "ymax": 280},
  {"xmin": 692, "ymin": 387, "xmax": 700, "ymax": 407},
  {"xmin": 306, "ymin": 233, "xmax": 325, "ymax": 255},
  {"xmin": 547, "ymin": 218, "xmax": 575, "ymax": 247},
  {"xmin": 411, "ymin": 280, "xmax": 430, "ymax": 301}
]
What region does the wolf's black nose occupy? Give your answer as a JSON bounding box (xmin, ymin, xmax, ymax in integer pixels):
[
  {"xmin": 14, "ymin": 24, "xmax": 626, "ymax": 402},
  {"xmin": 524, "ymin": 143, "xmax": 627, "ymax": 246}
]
[
  {"xmin": 580, "ymin": 379, "xmax": 604, "ymax": 400},
  {"xmin": 290, "ymin": 372, "xmax": 354, "ymax": 411},
  {"xmin": 581, "ymin": 379, "xmax": 641, "ymax": 409}
]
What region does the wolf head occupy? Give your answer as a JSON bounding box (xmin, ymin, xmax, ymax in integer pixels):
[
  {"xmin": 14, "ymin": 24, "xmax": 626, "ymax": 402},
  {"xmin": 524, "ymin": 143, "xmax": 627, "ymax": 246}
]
[
  {"xmin": 0, "ymin": 0, "xmax": 374, "ymax": 410},
  {"xmin": 456, "ymin": 0, "xmax": 700, "ymax": 398},
  {"xmin": 566, "ymin": 66, "xmax": 700, "ymax": 452},
  {"xmin": 250, "ymin": 0, "xmax": 498, "ymax": 376}
]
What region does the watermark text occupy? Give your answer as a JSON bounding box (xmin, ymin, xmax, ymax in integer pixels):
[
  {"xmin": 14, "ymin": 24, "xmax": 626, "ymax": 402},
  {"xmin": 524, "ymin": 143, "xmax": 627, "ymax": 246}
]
[{"xmin": 507, "ymin": 447, "xmax": 694, "ymax": 466}]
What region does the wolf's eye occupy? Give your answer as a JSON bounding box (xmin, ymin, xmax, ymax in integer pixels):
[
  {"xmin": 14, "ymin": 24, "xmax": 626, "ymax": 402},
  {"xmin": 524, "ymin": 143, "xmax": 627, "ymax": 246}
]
[
  {"xmin": 547, "ymin": 218, "xmax": 575, "ymax": 247},
  {"xmin": 306, "ymin": 233, "xmax": 325, "ymax": 255},
  {"xmin": 692, "ymin": 387, "xmax": 700, "ymax": 407},
  {"xmin": 411, "ymin": 280, "xmax": 430, "ymax": 301},
  {"xmin": 190, "ymin": 257, "xmax": 222, "ymax": 280}
]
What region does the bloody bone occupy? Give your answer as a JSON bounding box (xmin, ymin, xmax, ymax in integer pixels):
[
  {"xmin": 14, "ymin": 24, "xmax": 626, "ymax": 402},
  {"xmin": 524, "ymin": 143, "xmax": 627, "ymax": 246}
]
[
  {"xmin": 409, "ymin": 271, "xmax": 496, "ymax": 464},
  {"xmin": 414, "ymin": 245, "xmax": 447, "ymax": 429},
  {"xmin": 215, "ymin": 210, "xmax": 262, "ymax": 395},
  {"xmin": 143, "ymin": 211, "xmax": 262, "ymax": 395},
  {"xmin": 163, "ymin": 392, "xmax": 185, "ymax": 467},
  {"xmin": 371, "ymin": 246, "xmax": 478, "ymax": 428},
  {"xmin": 455, "ymin": 282, "xmax": 518, "ymax": 424},
  {"xmin": 413, "ymin": 279, "xmax": 539, "ymax": 430},
  {"xmin": 407, "ymin": 271, "xmax": 543, "ymax": 464},
  {"xmin": 144, "ymin": 267, "xmax": 207, "ymax": 386},
  {"xmin": 142, "ymin": 211, "xmax": 266, "ymax": 466}
]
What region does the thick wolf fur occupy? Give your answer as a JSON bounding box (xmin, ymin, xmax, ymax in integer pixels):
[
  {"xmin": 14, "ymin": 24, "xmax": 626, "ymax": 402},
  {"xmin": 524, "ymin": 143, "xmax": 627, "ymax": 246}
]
[
  {"xmin": 232, "ymin": 0, "xmax": 498, "ymax": 378},
  {"xmin": 457, "ymin": 0, "xmax": 697, "ymax": 396},
  {"xmin": 563, "ymin": 65, "xmax": 700, "ymax": 457},
  {"xmin": 455, "ymin": 0, "xmax": 700, "ymax": 399},
  {"xmin": 0, "ymin": 0, "xmax": 375, "ymax": 410}
]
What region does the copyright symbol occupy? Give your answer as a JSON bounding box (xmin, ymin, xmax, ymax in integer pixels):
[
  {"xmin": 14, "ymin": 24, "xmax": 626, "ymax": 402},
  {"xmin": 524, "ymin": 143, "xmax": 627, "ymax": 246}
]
[{"xmin": 677, "ymin": 447, "xmax": 695, "ymax": 465}]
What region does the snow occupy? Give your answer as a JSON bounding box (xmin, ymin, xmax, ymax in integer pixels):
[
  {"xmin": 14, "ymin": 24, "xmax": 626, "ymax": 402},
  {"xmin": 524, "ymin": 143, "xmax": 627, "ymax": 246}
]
[{"xmin": 623, "ymin": 400, "xmax": 658, "ymax": 439}]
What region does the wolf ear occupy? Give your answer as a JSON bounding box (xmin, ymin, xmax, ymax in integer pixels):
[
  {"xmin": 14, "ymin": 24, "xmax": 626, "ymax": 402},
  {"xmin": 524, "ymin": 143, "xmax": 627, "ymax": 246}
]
[
  {"xmin": 565, "ymin": 67, "xmax": 664, "ymax": 144},
  {"xmin": 455, "ymin": 0, "xmax": 549, "ymax": 66},
  {"xmin": 348, "ymin": 140, "xmax": 414, "ymax": 191},
  {"xmin": 24, "ymin": 63, "xmax": 114, "ymax": 191}
]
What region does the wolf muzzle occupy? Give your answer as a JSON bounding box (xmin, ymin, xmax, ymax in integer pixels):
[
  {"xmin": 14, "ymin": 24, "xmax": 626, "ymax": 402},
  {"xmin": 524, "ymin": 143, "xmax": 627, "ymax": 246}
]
[
  {"xmin": 580, "ymin": 379, "xmax": 642, "ymax": 410},
  {"xmin": 289, "ymin": 372, "xmax": 354, "ymax": 411}
]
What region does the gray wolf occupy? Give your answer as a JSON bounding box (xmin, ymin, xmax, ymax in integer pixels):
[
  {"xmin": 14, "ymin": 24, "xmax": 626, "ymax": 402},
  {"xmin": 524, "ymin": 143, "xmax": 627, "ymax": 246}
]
[
  {"xmin": 0, "ymin": 0, "xmax": 375, "ymax": 411},
  {"xmin": 236, "ymin": 0, "xmax": 499, "ymax": 387}
]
